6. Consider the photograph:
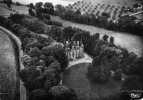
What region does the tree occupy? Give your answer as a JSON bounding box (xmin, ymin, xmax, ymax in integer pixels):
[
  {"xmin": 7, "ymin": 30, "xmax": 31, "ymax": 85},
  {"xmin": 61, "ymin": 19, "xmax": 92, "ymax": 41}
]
[
  {"xmin": 15, "ymin": 2, "xmax": 21, "ymax": 6},
  {"xmin": 19, "ymin": 66, "xmax": 42, "ymax": 92},
  {"xmin": 28, "ymin": 47, "xmax": 42, "ymax": 58},
  {"xmin": 133, "ymin": 3, "xmax": 139, "ymax": 8},
  {"xmin": 101, "ymin": 12, "xmax": 111, "ymax": 19},
  {"xmin": 61, "ymin": 26, "xmax": 75, "ymax": 41},
  {"xmin": 39, "ymin": 54, "xmax": 47, "ymax": 62},
  {"xmin": 49, "ymin": 61, "xmax": 61, "ymax": 72},
  {"xmin": 71, "ymin": 31, "xmax": 83, "ymax": 41},
  {"xmin": 29, "ymin": 3, "xmax": 35, "ymax": 9},
  {"xmin": 75, "ymin": 9, "xmax": 81, "ymax": 15},
  {"xmin": 43, "ymin": 2, "xmax": 54, "ymax": 14},
  {"xmin": 29, "ymin": 8, "xmax": 35, "ymax": 16},
  {"xmin": 49, "ymin": 85, "xmax": 77, "ymax": 100},
  {"xmin": 102, "ymin": 34, "xmax": 109, "ymax": 41},
  {"xmin": 4, "ymin": 0, "xmax": 12, "ymax": 8},
  {"xmin": 35, "ymin": 2, "xmax": 43, "ymax": 18},
  {"xmin": 42, "ymin": 44, "xmax": 68, "ymax": 71},
  {"xmin": 109, "ymin": 36, "xmax": 114, "ymax": 44},
  {"xmin": 49, "ymin": 26, "xmax": 62, "ymax": 42},
  {"xmin": 55, "ymin": 4, "xmax": 66, "ymax": 16},
  {"xmin": 87, "ymin": 56, "xmax": 110, "ymax": 84},
  {"xmin": 45, "ymin": 56, "xmax": 56, "ymax": 66},
  {"xmin": 92, "ymin": 33, "xmax": 100, "ymax": 40},
  {"xmin": 18, "ymin": 27, "xmax": 31, "ymax": 40}
]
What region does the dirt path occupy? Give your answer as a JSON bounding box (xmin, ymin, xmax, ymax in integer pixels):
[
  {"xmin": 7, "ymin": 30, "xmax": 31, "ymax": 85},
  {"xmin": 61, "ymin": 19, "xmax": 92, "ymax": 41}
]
[{"xmin": 67, "ymin": 53, "xmax": 92, "ymax": 69}]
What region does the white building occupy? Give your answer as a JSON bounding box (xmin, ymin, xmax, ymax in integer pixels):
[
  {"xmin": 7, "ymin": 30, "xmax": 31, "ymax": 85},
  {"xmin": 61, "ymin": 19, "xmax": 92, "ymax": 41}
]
[{"xmin": 64, "ymin": 41, "xmax": 84, "ymax": 60}]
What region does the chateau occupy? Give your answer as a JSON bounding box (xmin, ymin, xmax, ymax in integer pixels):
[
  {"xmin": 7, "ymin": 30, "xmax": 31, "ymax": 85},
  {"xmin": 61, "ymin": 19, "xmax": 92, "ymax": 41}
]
[{"xmin": 63, "ymin": 41, "xmax": 84, "ymax": 60}]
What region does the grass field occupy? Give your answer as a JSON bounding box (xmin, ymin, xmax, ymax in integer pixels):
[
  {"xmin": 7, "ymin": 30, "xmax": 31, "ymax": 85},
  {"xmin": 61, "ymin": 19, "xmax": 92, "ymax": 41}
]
[
  {"xmin": 50, "ymin": 15, "xmax": 143, "ymax": 57},
  {"xmin": 63, "ymin": 63, "xmax": 122, "ymax": 100},
  {"xmin": 0, "ymin": 29, "xmax": 17, "ymax": 99}
]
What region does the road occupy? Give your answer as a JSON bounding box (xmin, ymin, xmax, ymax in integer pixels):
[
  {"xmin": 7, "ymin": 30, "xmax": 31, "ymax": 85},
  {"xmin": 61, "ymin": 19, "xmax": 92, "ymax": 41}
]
[
  {"xmin": 0, "ymin": 26, "xmax": 26, "ymax": 100},
  {"xmin": 67, "ymin": 53, "xmax": 92, "ymax": 69}
]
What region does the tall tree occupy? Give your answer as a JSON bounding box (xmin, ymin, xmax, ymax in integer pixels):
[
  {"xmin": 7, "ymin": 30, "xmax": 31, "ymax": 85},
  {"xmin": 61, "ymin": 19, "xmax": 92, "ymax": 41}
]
[
  {"xmin": 55, "ymin": 4, "xmax": 66, "ymax": 16},
  {"xmin": 43, "ymin": 2, "xmax": 54, "ymax": 14},
  {"xmin": 87, "ymin": 56, "xmax": 110, "ymax": 84},
  {"xmin": 4, "ymin": 0, "xmax": 12, "ymax": 8},
  {"xmin": 35, "ymin": 2, "xmax": 43, "ymax": 18}
]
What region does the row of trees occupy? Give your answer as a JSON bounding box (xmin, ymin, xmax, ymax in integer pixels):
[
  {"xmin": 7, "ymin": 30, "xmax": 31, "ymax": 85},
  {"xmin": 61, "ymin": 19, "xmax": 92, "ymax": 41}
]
[
  {"xmin": 71, "ymin": 1, "xmax": 126, "ymax": 20},
  {"xmin": 55, "ymin": 7, "xmax": 142, "ymax": 36},
  {"xmin": 0, "ymin": 16, "xmax": 77, "ymax": 100}
]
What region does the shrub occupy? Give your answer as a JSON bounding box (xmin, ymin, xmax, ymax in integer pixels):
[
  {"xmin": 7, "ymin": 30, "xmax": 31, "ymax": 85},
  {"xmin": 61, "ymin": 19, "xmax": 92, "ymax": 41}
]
[{"xmin": 49, "ymin": 85, "xmax": 77, "ymax": 100}]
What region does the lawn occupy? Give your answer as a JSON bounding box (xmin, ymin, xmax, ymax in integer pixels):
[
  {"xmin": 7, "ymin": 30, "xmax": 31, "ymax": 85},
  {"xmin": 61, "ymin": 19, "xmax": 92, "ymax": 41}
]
[
  {"xmin": 63, "ymin": 63, "xmax": 123, "ymax": 100},
  {"xmin": 0, "ymin": 29, "xmax": 18, "ymax": 100}
]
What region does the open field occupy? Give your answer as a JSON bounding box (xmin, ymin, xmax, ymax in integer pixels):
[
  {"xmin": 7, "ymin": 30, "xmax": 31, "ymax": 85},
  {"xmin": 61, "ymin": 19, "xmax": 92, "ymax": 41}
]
[
  {"xmin": 0, "ymin": 29, "xmax": 17, "ymax": 99},
  {"xmin": 67, "ymin": 0, "xmax": 141, "ymax": 20},
  {"xmin": 50, "ymin": 15, "xmax": 143, "ymax": 57},
  {"xmin": 63, "ymin": 63, "xmax": 122, "ymax": 100}
]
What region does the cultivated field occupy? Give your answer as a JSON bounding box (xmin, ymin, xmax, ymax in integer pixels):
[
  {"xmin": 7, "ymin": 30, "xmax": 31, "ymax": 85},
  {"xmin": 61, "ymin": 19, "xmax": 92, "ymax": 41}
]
[
  {"xmin": 67, "ymin": 0, "xmax": 141, "ymax": 20},
  {"xmin": 0, "ymin": 29, "xmax": 17, "ymax": 100},
  {"xmin": 63, "ymin": 63, "xmax": 122, "ymax": 100}
]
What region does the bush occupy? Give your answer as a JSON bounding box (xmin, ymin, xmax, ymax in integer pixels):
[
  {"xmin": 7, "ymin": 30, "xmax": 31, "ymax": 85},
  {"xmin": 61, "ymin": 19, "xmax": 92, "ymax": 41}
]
[{"xmin": 49, "ymin": 85, "xmax": 77, "ymax": 100}]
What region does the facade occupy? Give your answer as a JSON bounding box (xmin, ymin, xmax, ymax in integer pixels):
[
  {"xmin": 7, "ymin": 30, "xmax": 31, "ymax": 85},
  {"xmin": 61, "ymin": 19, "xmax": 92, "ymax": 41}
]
[{"xmin": 63, "ymin": 41, "xmax": 84, "ymax": 61}]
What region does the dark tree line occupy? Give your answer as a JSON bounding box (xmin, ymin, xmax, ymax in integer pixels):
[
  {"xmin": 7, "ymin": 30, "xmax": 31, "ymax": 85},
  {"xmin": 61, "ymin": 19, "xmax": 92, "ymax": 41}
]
[
  {"xmin": 28, "ymin": 1, "xmax": 143, "ymax": 36},
  {"xmin": 34, "ymin": 2, "xmax": 143, "ymax": 36}
]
